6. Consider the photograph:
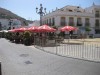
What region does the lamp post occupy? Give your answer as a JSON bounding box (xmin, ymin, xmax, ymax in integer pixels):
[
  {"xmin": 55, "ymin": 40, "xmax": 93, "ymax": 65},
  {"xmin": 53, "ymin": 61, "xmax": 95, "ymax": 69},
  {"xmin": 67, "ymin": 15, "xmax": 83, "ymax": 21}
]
[
  {"xmin": 9, "ymin": 19, "xmax": 13, "ymax": 30},
  {"xmin": 36, "ymin": 4, "xmax": 46, "ymax": 26},
  {"xmin": 0, "ymin": 22, "xmax": 2, "ymax": 30}
]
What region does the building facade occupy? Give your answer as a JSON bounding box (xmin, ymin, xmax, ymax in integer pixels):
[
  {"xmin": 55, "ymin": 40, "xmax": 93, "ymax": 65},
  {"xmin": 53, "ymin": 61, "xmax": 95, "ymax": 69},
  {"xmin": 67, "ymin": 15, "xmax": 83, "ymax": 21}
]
[
  {"xmin": 42, "ymin": 4, "xmax": 100, "ymax": 37},
  {"xmin": 0, "ymin": 19, "xmax": 22, "ymax": 30}
]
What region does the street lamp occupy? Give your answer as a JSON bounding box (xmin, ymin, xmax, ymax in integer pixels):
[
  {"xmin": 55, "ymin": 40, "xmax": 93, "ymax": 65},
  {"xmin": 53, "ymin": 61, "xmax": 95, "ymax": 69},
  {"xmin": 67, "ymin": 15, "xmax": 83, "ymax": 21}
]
[
  {"xmin": 0, "ymin": 22, "xmax": 2, "ymax": 30},
  {"xmin": 9, "ymin": 19, "xmax": 13, "ymax": 30},
  {"xmin": 36, "ymin": 4, "xmax": 46, "ymax": 26}
]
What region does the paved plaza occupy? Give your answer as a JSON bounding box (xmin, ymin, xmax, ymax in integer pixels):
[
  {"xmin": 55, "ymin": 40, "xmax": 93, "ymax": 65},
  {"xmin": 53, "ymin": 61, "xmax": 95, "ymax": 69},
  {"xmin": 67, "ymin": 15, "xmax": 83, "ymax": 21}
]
[{"xmin": 0, "ymin": 38, "xmax": 100, "ymax": 75}]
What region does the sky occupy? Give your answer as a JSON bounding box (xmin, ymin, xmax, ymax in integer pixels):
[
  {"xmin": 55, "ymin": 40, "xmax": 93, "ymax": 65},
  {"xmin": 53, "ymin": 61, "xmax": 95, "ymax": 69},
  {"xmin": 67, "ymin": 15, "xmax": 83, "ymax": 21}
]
[{"xmin": 0, "ymin": 0, "xmax": 100, "ymax": 21}]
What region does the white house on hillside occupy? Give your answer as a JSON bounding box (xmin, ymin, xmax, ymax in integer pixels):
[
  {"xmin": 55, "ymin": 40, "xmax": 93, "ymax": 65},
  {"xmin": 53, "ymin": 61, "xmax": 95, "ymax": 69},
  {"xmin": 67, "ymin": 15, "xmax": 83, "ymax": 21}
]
[
  {"xmin": 29, "ymin": 20, "xmax": 40, "ymax": 26},
  {"xmin": 0, "ymin": 19, "xmax": 22, "ymax": 30}
]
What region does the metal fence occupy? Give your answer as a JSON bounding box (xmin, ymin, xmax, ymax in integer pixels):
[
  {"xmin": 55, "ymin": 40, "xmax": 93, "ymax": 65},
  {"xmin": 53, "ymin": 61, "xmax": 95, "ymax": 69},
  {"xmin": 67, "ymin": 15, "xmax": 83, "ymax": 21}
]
[{"xmin": 34, "ymin": 36, "xmax": 100, "ymax": 62}]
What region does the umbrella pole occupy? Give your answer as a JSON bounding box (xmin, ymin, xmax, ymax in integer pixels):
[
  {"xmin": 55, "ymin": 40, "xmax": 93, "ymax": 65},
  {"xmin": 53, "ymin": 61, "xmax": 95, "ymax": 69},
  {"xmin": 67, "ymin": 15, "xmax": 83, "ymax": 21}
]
[{"xmin": 68, "ymin": 32, "xmax": 70, "ymax": 43}]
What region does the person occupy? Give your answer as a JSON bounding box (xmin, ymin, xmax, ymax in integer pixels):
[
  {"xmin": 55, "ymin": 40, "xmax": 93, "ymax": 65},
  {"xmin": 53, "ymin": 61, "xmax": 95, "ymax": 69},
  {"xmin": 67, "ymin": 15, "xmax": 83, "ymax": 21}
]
[{"xmin": 69, "ymin": 31, "xmax": 73, "ymax": 39}]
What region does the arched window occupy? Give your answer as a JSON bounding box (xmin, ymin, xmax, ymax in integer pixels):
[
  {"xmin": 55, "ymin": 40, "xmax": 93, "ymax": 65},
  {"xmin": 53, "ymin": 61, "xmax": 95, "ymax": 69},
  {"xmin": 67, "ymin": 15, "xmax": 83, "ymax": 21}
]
[
  {"xmin": 52, "ymin": 18, "xmax": 55, "ymax": 26},
  {"xmin": 95, "ymin": 19, "xmax": 99, "ymax": 28},
  {"xmin": 95, "ymin": 11, "xmax": 99, "ymax": 17},
  {"xmin": 49, "ymin": 18, "xmax": 51, "ymax": 26},
  {"xmin": 47, "ymin": 19, "xmax": 48, "ymax": 25},
  {"xmin": 69, "ymin": 17, "xmax": 74, "ymax": 26},
  {"xmin": 60, "ymin": 17, "xmax": 66, "ymax": 26},
  {"xmin": 85, "ymin": 18, "xmax": 90, "ymax": 27},
  {"xmin": 77, "ymin": 18, "xmax": 82, "ymax": 26}
]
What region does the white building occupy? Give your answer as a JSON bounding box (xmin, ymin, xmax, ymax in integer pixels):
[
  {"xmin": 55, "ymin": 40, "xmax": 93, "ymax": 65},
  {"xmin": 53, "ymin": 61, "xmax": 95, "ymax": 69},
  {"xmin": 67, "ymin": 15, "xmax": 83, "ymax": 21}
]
[
  {"xmin": 42, "ymin": 3, "xmax": 100, "ymax": 37},
  {"xmin": 29, "ymin": 20, "xmax": 40, "ymax": 26},
  {"xmin": 0, "ymin": 19, "xmax": 22, "ymax": 30}
]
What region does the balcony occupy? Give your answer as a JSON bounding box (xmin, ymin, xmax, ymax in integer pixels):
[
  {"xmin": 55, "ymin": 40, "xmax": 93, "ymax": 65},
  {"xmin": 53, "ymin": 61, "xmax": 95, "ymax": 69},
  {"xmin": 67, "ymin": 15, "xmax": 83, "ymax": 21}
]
[
  {"xmin": 85, "ymin": 23, "xmax": 90, "ymax": 27},
  {"xmin": 95, "ymin": 24, "xmax": 100, "ymax": 29},
  {"xmin": 95, "ymin": 14, "xmax": 99, "ymax": 18},
  {"xmin": 95, "ymin": 23, "xmax": 100, "ymax": 26},
  {"xmin": 68, "ymin": 22, "xmax": 74, "ymax": 26},
  {"xmin": 60, "ymin": 22, "xmax": 66, "ymax": 26},
  {"xmin": 77, "ymin": 22, "xmax": 82, "ymax": 26},
  {"xmin": 77, "ymin": 24, "xmax": 82, "ymax": 26},
  {"xmin": 95, "ymin": 26, "xmax": 100, "ymax": 29},
  {"xmin": 48, "ymin": 23, "xmax": 52, "ymax": 26}
]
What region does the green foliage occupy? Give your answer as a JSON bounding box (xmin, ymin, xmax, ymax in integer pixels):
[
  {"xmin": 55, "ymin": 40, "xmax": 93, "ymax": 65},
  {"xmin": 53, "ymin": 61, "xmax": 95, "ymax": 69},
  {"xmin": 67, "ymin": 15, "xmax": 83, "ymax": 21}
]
[
  {"xmin": 23, "ymin": 31, "xmax": 31, "ymax": 45},
  {"xmin": 85, "ymin": 27, "xmax": 91, "ymax": 32},
  {"xmin": 23, "ymin": 31, "xmax": 31, "ymax": 38},
  {"xmin": 5, "ymin": 32, "xmax": 13, "ymax": 40}
]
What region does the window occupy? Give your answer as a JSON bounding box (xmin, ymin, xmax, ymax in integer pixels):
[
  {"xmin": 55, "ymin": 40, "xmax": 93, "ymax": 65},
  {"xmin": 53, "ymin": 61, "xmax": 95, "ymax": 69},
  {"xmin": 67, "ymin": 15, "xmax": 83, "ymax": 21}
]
[
  {"xmin": 44, "ymin": 20, "xmax": 46, "ymax": 24},
  {"xmin": 77, "ymin": 18, "xmax": 82, "ymax": 26},
  {"xmin": 52, "ymin": 18, "xmax": 55, "ymax": 26},
  {"xmin": 69, "ymin": 10, "xmax": 73, "ymax": 12},
  {"xmin": 85, "ymin": 18, "xmax": 90, "ymax": 27},
  {"xmin": 49, "ymin": 18, "xmax": 51, "ymax": 26},
  {"xmin": 95, "ymin": 11, "xmax": 99, "ymax": 17},
  {"xmin": 60, "ymin": 17, "xmax": 66, "ymax": 26},
  {"xmin": 95, "ymin": 29, "xmax": 100, "ymax": 34},
  {"xmin": 77, "ymin": 11, "xmax": 81, "ymax": 12},
  {"xmin": 47, "ymin": 19, "xmax": 48, "ymax": 25},
  {"xmin": 69, "ymin": 17, "xmax": 74, "ymax": 26},
  {"xmin": 95, "ymin": 19, "xmax": 99, "ymax": 27}
]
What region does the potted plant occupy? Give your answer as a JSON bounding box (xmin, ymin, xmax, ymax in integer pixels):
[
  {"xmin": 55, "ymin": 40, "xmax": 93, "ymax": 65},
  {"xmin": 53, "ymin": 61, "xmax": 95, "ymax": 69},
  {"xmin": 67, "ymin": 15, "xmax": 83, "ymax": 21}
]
[
  {"xmin": 15, "ymin": 32, "xmax": 20, "ymax": 43},
  {"xmin": 85, "ymin": 27, "xmax": 91, "ymax": 38},
  {"xmin": 23, "ymin": 31, "xmax": 31, "ymax": 45}
]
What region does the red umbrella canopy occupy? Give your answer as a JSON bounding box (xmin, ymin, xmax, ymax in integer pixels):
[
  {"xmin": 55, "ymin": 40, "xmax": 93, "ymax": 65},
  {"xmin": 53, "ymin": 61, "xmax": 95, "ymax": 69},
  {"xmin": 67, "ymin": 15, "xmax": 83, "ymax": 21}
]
[
  {"xmin": 8, "ymin": 29, "xmax": 16, "ymax": 32},
  {"xmin": 60, "ymin": 26, "xmax": 77, "ymax": 32},
  {"xmin": 15, "ymin": 27, "xmax": 27, "ymax": 32},
  {"xmin": 27, "ymin": 26, "xmax": 38, "ymax": 32},
  {"xmin": 38, "ymin": 25, "xmax": 56, "ymax": 32}
]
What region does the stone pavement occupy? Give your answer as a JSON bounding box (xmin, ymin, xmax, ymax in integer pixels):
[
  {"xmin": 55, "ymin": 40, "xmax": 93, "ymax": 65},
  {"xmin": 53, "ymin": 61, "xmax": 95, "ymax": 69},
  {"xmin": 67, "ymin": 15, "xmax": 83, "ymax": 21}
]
[{"xmin": 0, "ymin": 38, "xmax": 100, "ymax": 75}]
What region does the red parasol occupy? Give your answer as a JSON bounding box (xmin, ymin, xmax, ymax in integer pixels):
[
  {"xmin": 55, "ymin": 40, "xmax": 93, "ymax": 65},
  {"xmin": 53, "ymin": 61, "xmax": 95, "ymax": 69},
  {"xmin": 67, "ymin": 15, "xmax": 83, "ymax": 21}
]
[
  {"xmin": 14, "ymin": 27, "xmax": 27, "ymax": 32},
  {"xmin": 60, "ymin": 26, "xmax": 77, "ymax": 32},
  {"xmin": 27, "ymin": 26, "xmax": 38, "ymax": 32},
  {"xmin": 8, "ymin": 29, "xmax": 16, "ymax": 32},
  {"xmin": 38, "ymin": 25, "xmax": 56, "ymax": 32}
]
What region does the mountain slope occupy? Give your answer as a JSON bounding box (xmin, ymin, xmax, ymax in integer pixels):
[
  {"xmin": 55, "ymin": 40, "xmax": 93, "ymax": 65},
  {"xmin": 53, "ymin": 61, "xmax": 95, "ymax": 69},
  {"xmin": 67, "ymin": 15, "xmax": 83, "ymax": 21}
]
[{"xmin": 0, "ymin": 7, "xmax": 28, "ymax": 25}]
